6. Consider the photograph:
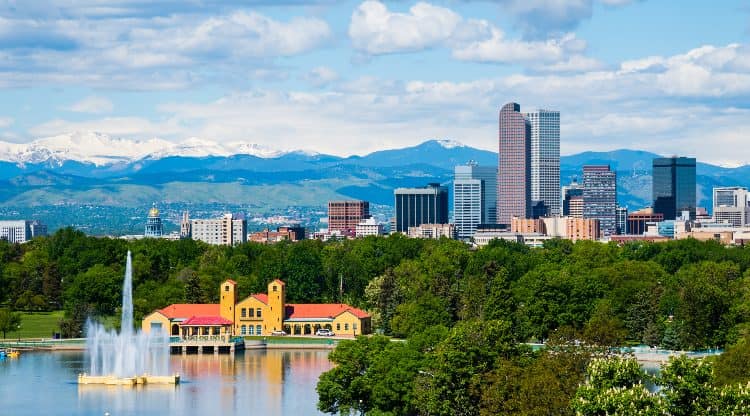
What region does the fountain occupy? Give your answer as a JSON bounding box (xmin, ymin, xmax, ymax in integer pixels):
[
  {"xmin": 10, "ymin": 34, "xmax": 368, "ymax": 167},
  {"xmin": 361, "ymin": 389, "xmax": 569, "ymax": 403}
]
[{"xmin": 78, "ymin": 251, "xmax": 179, "ymax": 385}]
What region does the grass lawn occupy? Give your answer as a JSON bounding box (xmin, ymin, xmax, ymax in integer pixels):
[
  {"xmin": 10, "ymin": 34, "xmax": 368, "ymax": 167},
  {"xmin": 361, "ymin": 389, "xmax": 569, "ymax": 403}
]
[
  {"xmin": 1, "ymin": 311, "xmax": 120, "ymax": 340},
  {"xmin": 3, "ymin": 311, "xmax": 64, "ymax": 340}
]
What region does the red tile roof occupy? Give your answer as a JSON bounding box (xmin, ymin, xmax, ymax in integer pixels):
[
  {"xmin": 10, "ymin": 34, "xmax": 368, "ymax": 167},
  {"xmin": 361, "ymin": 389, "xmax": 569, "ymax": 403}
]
[
  {"xmin": 285, "ymin": 303, "xmax": 370, "ymax": 320},
  {"xmin": 225, "ymin": 279, "xmax": 237, "ymax": 285},
  {"xmin": 272, "ymin": 279, "xmax": 286, "ymax": 286},
  {"xmin": 181, "ymin": 316, "xmax": 234, "ymax": 326},
  {"xmin": 158, "ymin": 304, "xmax": 219, "ymax": 319}
]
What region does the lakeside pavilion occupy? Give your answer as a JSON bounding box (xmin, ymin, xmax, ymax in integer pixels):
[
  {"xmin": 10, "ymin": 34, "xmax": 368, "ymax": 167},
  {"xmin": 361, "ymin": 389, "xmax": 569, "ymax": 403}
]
[{"xmin": 141, "ymin": 279, "xmax": 371, "ymax": 338}]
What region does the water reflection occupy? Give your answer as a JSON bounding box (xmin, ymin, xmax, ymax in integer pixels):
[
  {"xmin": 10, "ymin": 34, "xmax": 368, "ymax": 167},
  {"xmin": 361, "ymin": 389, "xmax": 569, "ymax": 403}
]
[{"xmin": 0, "ymin": 350, "xmax": 333, "ymax": 416}]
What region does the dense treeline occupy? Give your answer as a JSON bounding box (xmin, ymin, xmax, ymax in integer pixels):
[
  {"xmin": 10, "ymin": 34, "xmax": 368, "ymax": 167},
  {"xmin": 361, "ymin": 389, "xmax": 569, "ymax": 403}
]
[{"xmin": 2, "ymin": 228, "xmax": 750, "ymax": 348}]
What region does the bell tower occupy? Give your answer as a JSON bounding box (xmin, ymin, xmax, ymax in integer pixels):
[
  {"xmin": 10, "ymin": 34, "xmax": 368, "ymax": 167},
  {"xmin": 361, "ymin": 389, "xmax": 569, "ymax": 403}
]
[
  {"xmin": 220, "ymin": 279, "xmax": 237, "ymax": 324},
  {"xmin": 267, "ymin": 279, "xmax": 286, "ymax": 332}
]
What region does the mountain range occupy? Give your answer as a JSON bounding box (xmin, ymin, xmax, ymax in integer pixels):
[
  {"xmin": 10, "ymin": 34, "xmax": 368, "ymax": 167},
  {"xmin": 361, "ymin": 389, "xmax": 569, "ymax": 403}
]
[{"xmin": 2, "ymin": 133, "xmax": 749, "ymax": 213}]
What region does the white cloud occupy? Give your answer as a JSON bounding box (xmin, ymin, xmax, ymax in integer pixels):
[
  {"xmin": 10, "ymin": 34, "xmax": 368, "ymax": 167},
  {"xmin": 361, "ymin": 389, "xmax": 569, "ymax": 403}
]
[
  {"xmin": 0, "ymin": 10, "xmax": 332, "ymax": 89},
  {"xmin": 349, "ymin": 1, "xmax": 598, "ymax": 70},
  {"xmin": 66, "ymin": 96, "xmax": 114, "ymax": 114},
  {"xmin": 304, "ymin": 66, "xmax": 339, "ymax": 87},
  {"xmin": 349, "ymin": 1, "xmax": 478, "ymax": 54},
  {"xmin": 0, "ymin": 117, "xmax": 13, "ymax": 128}
]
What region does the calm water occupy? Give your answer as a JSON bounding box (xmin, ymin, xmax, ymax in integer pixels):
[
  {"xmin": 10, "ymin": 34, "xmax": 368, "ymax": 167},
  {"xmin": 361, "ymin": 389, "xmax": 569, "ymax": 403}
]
[{"xmin": 0, "ymin": 349, "xmax": 333, "ymax": 416}]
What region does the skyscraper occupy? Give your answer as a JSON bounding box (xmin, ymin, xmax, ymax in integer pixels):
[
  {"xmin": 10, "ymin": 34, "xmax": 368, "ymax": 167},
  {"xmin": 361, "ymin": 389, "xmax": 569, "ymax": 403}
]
[
  {"xmin": 616, "ymin": 206, "xmax": 628, "ymax": 235},
  {"xmin": 454, "ymin": 162, "xmax": 497, "ymax": 240},
  {"xmin": 497, "ymin": 102, "xmax": 531, "ymax": 226},
  {"xmin": 653, "ymin": 157, "xmax": 696, "ymax": 220},
  {"xmin": 525, "ymin": 109, "xmax": 560, "ymax": 216},
  {"xmin": 144, "ymin": 204, "xmax": 163, "ymax": 238},
  {"xmin": 394, "ymin": 183, "xmax": 449, "ymax": 233},
  {"xmin": 583, "ymin": 165, "xmax": 617, "ymax": 237}
]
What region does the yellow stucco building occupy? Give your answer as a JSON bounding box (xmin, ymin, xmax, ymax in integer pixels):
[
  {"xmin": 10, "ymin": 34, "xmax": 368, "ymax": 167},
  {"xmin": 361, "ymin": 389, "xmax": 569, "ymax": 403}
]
[{"xmin": 142, "ymin": 279, "xmax": 371, "ymax": 337}]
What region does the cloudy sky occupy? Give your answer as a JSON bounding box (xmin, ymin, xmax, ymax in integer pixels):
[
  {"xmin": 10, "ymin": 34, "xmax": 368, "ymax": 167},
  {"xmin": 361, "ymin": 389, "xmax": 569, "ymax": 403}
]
[{"xmin": 0, "ymin": 0, "xmax": 748, "ymax": 165}]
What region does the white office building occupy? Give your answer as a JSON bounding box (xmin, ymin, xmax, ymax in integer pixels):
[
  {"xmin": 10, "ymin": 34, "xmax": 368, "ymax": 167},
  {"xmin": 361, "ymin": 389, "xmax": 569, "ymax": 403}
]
[
  {"xmin": 525, "ymin": 109, "xmax": 561, "ymax": 216},
  {"xmin": 191, "ymin": 214, "xmax": 247, "ymax": 246},
  {"xmin": 453, "ymin": 162, "xmax": 497, "ymax": 240},
  {"xmin": 713, "ymin": 187, "xmax": 750, "ymax": 227},
  {"xmin": 0, "ymin": 220, "xmax": 47, "ymax": 243},
  {"xmin": 355, "ymin": 217, "xmax": 385, "ymax": 237}
]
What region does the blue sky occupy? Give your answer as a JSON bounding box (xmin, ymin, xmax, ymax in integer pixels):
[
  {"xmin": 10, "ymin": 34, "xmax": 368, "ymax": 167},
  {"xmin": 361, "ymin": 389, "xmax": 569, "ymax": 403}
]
[{"xmin": 0, "ymin": 0, "xmax": 749, "ymax": 164}]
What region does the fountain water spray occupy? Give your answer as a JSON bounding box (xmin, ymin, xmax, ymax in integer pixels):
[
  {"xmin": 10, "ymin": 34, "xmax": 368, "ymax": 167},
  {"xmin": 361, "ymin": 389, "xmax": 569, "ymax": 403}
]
[{"xmin": 83, "ymin": 251, "xmax": 173, "ymax": 382}]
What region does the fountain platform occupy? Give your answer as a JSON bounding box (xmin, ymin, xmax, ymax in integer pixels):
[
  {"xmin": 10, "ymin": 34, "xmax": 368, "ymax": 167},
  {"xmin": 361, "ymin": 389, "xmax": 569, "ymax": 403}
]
[{"xmin": 78, "ymin": 373, "xmax": 180, "ymax": 385}]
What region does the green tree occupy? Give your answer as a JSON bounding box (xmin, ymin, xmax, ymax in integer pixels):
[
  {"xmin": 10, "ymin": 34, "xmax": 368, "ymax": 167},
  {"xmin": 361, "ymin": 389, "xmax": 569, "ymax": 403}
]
[{"xmin": 0, "ymin": 309, "xmax": 21, "ymax": 339}]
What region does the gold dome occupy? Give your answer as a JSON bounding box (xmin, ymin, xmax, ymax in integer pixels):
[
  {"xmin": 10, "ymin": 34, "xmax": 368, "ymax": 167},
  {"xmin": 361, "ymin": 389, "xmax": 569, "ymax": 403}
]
[{"xmin": 148, "ymin": 206, "xmax": 160, "ymax": 218}]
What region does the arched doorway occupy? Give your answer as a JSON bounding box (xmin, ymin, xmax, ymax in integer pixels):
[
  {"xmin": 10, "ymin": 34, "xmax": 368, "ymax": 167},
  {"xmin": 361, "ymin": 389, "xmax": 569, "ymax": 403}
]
[{"xmin": 171, "ymin": 324, "xmax": 179, "ymax": 336}]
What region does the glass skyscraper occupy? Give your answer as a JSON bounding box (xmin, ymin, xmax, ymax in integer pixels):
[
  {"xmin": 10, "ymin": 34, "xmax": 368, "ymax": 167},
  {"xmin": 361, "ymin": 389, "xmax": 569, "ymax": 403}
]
[
  {"xmin": 525, "ymin": 109, "xmax": 560, "ymax": 216},
  {"xmin": 394, "ymin": 183, "xmax": 449, "ymax": 233},
  {"xmin": 454, "ymin": 162, "xmax": 497, "ymax": 240},
  {"xmin": 497, "ymin": 102, "xmax": 531, "ymax": 226},
  {"xmin": 583, "ymin": 165, "xmax": 617, "ymax": 236},
  {"xmin": 652, "ymin": 157, "xmax": 696, "ymax": 220}
]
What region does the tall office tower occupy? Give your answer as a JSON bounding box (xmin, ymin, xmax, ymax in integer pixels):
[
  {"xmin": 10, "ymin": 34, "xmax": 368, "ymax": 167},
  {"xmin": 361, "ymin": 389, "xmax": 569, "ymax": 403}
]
[
  {"xmin": 497, "ymin": 102, "xmax": 531, "ymax": 226},
  {"xmin": 191, "ymin": 213, "xmax": 247, "ymax": 246},
  {"xmin": 454, "ymin": 162, "xmax": 497, "ymax": 239},
  {"xmin": 653, "ymin": 156, "xmax": 696, "ymax": 220},
  {"xmin": 583, "ymin": 165, "xmax": 617, "ymax": 236},
  {"xmin": 144, "ymin": 204, "xmax": 163, "ymax": 238},
  {"xmin": 180, "ymin": 211, "xmax": 191, "ymax": 239},
  {"xmin": 328, "ymin": 200, "xmax": 370, "ymax": 234},
  {"xmin": 562, "ymin": 180, "xmax": 583, "ymax": 216},
  {"xmin": 713, "ymin": 187, "xmax": 750, "ymax": 227},
  {"xmin": 394, "ymin": 183, "xmax": 449, "ymax": 233},
  {"xmin": 616, "ymin": 206, "xmax": 628, "ymax": 235},
  {"xmin": 568, "ymin": 196, "xmax": 584, "ymax": 218},
  {"xmin": 525, "ymin": 109, "xmax": 561, "ymax": 216}
]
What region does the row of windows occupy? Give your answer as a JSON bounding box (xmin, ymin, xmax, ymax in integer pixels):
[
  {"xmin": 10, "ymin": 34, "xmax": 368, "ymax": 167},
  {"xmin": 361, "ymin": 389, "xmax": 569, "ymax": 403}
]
[
  {"xmin": 240, "ymin": 308, "xmax": 262, "ymax": 318},
  {"xmin": 240, "ymin": 325, "xmax": 263, "ymax": 335}
]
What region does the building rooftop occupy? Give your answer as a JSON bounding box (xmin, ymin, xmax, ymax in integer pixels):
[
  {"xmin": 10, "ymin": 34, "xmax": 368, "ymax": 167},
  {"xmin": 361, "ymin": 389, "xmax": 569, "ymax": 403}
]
[
  {"xmin": 158, "ymin": 304, "xmax": 219, "ymax": 319},
  {"xmin": 285, "ymin": 303, "xmax": 370, "ymax": 320},
  {"xmin": 181, "ymin": 316, "xmax": 234, "ymax": 326}
]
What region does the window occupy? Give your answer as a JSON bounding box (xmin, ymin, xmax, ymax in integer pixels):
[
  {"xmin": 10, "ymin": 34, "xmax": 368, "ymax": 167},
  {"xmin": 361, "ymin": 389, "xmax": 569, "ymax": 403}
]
[
  {"xmin": 224, "ymin": 285, "xmax": 229, "ymax": 292},
  {"xmin": 273, "ymin": 285, "xmax": 277, "ymax": 292},
  {"xmin": 249, "ymin": 308, "xmax": 254, "ymax": 318},
  {"xmin": 256, "ymin": 325, "xmax": 262, "ymax": 335},
  {"xmin": 336, "ymin": 323, "xmax": 340, "ymax": 331},
  {"xmin": 256, "ymin": 308, "xmax": 262, "ymax": 318},
  {"xmin": 249, "ymin": 325, "xmax": 254, "ymax": 335},
  {"xmin": 345, "ymin": 323, "xmax": 349, "ymax": 331},
  {"xmin": 241, "ymin": 308, "xmax": 246, "ymax": 318},
  {"xmin": 353, "ymin": 323, "xmax": 358, "ymax": 331},
  {"xmin": 241, "ymin": 325, "xmax": 247, "ymax": 335}
]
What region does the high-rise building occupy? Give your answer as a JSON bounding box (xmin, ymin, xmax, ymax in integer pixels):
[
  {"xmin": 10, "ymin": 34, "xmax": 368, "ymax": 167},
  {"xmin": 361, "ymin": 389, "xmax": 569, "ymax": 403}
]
[
  {"xmin": 180, "ymin": 211, "xmax": 191, "ymax": 239},
  {"xmin": 144, "ymin": 204, "xmax": 163, "ymax": 238},
  {"xmin": 0, "ymin": 220, "xmax": 46, "ymax": 243},
  {"xmin": 394, "ymin": 183, "xmax": 449, "ymax": 233},
  {"xmin": 616, "ymin": 206, "xmax": 628, "ymax": 235},
  {"xmin": 454, "ymin": 162, "xmax": 497, "ymax": 240},
  {"xmin": 525, "ymin": 109, "xmax": 560, "ymax": 216},
  {"xmin": 583, "ymin": 165, "xmax": 617, "ymax": 236},
  {"xmin": 497, "ymin": 102, "xmax": 531, "ymax": 226},
  {"xmin": 653, "ymin": 157, "xmax": 696, "ymax": 220},
  {"xmin": 191, "ymin": 214, "xmax": 247, "ymax": 246},
  {"xmin": 562, "ymin": 180, "xmax": 583, "ymax": 216},
  {"xmin": 568, "ymin": 196, "xmax": 584, "ymax": 218},
  {"xmin": 328, "ymin": 200, "xmax": 370, "ymax": 234},
  {"xmin": 713, "ymin": 187, "xmax": 750, "ymax": 227}
]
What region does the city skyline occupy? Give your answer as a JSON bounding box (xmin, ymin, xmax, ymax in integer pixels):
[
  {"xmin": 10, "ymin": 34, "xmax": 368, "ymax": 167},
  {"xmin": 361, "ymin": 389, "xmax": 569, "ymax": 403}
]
[{"xmin": 0, "ymin": 1, "xmax": 747, "ymax": 165}]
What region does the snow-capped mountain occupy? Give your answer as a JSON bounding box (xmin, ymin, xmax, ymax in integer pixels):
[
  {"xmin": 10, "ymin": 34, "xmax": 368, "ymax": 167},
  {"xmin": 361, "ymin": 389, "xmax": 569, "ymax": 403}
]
[{"xmin": 0, "ymin": 132, "xmax": 286, "ymax": 166}]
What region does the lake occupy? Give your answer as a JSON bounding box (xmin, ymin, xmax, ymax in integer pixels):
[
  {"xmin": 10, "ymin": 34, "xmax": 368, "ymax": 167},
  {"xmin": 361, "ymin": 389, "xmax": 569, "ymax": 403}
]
[{"xmin": 0, "ymin": 349, "xmax": 333, "ymax": 416}]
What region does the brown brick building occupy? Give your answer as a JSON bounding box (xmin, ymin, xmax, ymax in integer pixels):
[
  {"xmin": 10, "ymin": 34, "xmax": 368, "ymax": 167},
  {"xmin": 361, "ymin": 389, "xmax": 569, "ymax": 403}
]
[{"xmin": 328, "ymin": 200, "xmax": 370, "ymax": 234}]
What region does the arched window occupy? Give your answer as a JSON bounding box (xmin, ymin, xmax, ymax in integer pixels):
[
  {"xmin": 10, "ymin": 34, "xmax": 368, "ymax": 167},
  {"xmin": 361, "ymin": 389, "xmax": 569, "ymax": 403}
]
[
  {"xmin": 256, "ymin": 325, "xmax": 262, "ymax": 335},
  {"xmin": 241, "ymin": 325, "xmax": 247, "ymax": 335},
  {"xmin": 249, "ymin": 325, "xmax": 254, "ymax": 335}
]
